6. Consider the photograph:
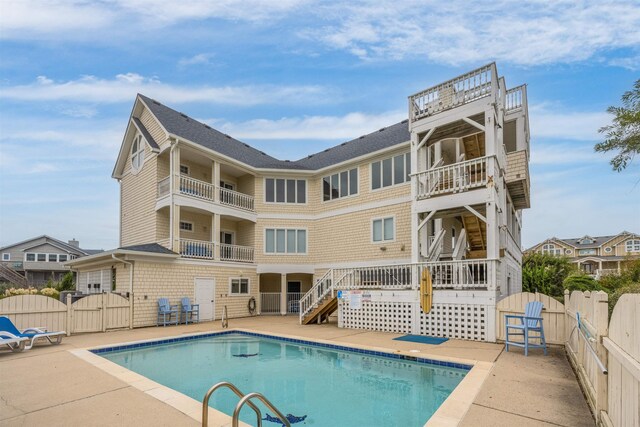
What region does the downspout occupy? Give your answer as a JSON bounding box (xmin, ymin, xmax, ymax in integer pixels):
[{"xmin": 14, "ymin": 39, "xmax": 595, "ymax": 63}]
[
  {"xmin": 112, "ymin": 254, "xmax": 134, "ymax": 329},
  {"xmin": 169, "ymin": 139, "xmax": 177, "ymax": 250}
]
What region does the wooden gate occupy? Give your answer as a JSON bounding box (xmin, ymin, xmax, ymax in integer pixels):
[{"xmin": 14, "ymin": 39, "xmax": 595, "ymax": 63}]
[
  {"xmin": 70, "ymin": 293, "xmax": 131, "ymax": 334},
  {"xmin": 495, "ymin": 292, "xmax": 565, "ymax": 344}
]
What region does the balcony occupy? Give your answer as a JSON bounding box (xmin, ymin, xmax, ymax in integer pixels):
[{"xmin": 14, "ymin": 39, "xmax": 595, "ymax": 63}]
[
  {"xmin": 219, "ymin": 243, "xmax": 254, "ymax": 263},
  {"xmin": 410, "ymin": 63, "xmax": 497, "ymax": 122},
  {"xmin": 157, "ymin": 175, "xmax": 255, "ymax": 213},
  {"xmin": 179, "ymin": 239, "xmax": 254, "ymax": 263},
  {"xmin": 505, "ymin": 85, "xmax": 526, "ymax": 113},
  {"xmin": 414, "ymin": 156, "xmax": 489, "ymax": 199}
]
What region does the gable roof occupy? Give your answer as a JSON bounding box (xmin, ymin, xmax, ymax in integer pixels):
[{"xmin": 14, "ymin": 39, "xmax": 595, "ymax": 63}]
[
  {"xmin": 136, "ymin": 94, "xmax": 410, "ymax": 171},
  {"xmin": 118, "ymin": 243, "xmax": 177, "ymax": 254},
  {"xmin": 527, "ymin": 232, "xmax": 639, "ymax": 252},
  {"xmin": 0, "ymin": 235, "xmax": 89, "ymax": 255}
]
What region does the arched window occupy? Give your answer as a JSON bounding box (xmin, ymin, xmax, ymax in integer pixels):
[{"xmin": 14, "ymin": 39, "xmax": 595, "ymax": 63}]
[
  {"xmin": 626, "ymin": 239, "xmax": 640, "ymax": 253},
  {"xmin": 131, "ymin": 135, "xmax": 144, "ymax": 172}
]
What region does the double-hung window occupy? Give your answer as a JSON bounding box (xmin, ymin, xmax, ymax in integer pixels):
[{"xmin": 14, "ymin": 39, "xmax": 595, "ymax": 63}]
[
  {"xmin": 323, "ymin": 168, "xmax": 358, "ymax": 201},
  {"xmin": 372, "ymin": 217, "xmax": 395, "ymax": 242},
  {"xmin": 230, "ymin": 278, "xmax": 249, "ymax": 295},
  {"xmin": 265, "ymin": 229, "xmax": 307, "ymax": 254},
  {"xmin": 265, "ymin": 179, "xmax": 306, "ymax": 203},
  {"xmin": 371, "ymin": 152, "xmax": 411, "ymax": 190}
]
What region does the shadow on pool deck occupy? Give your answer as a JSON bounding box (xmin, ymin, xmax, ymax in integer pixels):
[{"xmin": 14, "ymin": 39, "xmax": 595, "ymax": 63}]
[{"xmin": 0, "ymin": 316, "xmax": 594, "ymax": 426}]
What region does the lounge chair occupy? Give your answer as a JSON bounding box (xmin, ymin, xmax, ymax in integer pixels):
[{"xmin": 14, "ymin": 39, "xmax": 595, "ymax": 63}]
[
  {"xmin": 181, "ymin": 298, "xmax": 199, "ymax": 324},
  {"xmin": 0, "ymin": 316, "xmax": 65, "ymax": 350},
  {"xmin": 157, "ymin": 298, "xmax": 179, "ymax": 326},
  {"xmin": 505, "ymin": 301, "xmax": 548, "ymax": 356},
  {"xmin": 1, "ymin": 335, "xmax": 28, "ymax": 352}
]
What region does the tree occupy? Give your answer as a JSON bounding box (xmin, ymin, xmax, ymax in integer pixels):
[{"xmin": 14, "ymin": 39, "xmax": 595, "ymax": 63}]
[
  {"xmin": 522, "ymin": 253, "xmax": 574, "ymax": 298},
  {"xmin": 563, "ymin": 273, "xmax": 602, "ymax": 292},
  {"xmin": 595, "ymin": 79, "xmax": 640, "ymax": 171}
]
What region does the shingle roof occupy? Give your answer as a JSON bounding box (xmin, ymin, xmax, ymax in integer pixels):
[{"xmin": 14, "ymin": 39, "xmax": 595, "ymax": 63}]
[
  {"xmin": 138, "ymin": 94, "xmax": 410, "ymax": 171},
  {"xmin": 118, "ymin": 243, "xmax": 177, "ymax": 255},
  {"xmin": 558, "ymin": 235, "xmax": 620, "ymax": 249}
]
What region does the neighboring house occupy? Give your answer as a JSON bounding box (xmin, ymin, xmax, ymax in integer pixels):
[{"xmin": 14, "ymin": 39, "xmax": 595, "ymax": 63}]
[
  {"xmin": 68, "ymin": 63, "xmax": 531, "ymax": 342},
  {"xmin": 0, "ymin": 236, "xmax": 102, "ymax": 286},
  {"xmin": 527, "ymin": 231, "xmax": 640, "ymax": 279}
]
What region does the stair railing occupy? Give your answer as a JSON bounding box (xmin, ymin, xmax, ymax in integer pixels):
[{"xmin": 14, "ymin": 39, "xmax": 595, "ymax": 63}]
[{"xmin": 299, "ymin": 269, "xmax": 333, "ymax": 323}]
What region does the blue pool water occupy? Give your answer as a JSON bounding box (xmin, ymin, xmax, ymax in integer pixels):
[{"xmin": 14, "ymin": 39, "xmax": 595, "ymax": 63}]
[{"xmin": 97, "ymin": 332, "xmax": 469, "ymax": 426}]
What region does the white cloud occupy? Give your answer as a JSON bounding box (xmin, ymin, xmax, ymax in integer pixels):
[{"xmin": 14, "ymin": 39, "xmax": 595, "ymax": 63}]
[
  {"xmin": 0, "ymin": 0, "xmax": 307, "ymax": 39},
  {"xmin": 209, "ymin": 110, "xmax": 406, "ymax": 140},
  {"xmin": 304, "ymin": 1, "xmax": 640, "ymax": 66},
  {"xmin": 530, "ymin": 109, "xmax": 610, "ymax": 141},
  {"xmin": 0, "ymin": 74, "xmax": 332, "ymax": 106},
  {"xmin": 178, "ymin": 53, "xmax": 216, "ymax": 68}
]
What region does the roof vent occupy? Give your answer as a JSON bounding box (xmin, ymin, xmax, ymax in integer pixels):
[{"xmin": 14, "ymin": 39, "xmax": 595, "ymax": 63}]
[
  {"xmin": 359, "ymin": 136, "xmax": 365, "ymax": 139},
  {"xmin": 323, "ymin": 148, "xmax": 330, "ymax": 152},
  {"xmin": 204, "ymin": 124, "xmax": 212, "ymax": 129},
  {"xmin": 341, "ymin": 142, "xmax": 347, "ymax": 146},
  {"xmin": 401, "ymin": 119, "xmax": 408, "ymax": 124},
  {"xmin": 243, "ymin": 143, "xmax": 250, "ymax": 147},
  {"xmin": 152, "ymin": 100, "xmax": 160, "ymax": 105},
  {"xmin": 378, "ymin": 127, "xmax": 386, "ymax": 132},
  {"xmin": 180, "ymin": 113, "xmax": 188, "ymax": 118},
  {"xmin": 284, "ymin": 160, "xmax": 290, "ymax": 162},
  {"xmin": 223, "ymin": 134, "xmax": 231, "ymax": 139},
  {"xmin": 307, "ymin": 154, "xmax": 314, "ymax": 158},
  {"xmin": 260, "ymin": 151, "xmax": 267, "ymax": 155}
]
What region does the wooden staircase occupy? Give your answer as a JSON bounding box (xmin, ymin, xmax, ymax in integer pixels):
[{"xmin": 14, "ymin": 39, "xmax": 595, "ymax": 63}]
[
  {"xmin": 462, "ymin": 214, "xmax": 487, "ymax": 259},
  {"xmin": 462, "ymin": 133, "xmax": 485, "ymax": 160},
  {"xmin": 0, "ymin": 264, "xmax": 28, "ymax": 287},
  {"xmin": 301, "ymin": 294, "xmax": 338, "ymax": 325}
]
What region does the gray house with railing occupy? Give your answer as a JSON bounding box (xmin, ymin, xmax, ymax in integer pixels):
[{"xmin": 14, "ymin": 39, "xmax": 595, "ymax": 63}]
[{"xmin": 0, "ymin": 235, "xmax": 102, "ymax": 286}]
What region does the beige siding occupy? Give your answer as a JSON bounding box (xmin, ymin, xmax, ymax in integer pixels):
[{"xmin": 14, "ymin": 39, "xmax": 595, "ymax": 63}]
[
  {"xmin": 180, "ymin": 210, "xmax": 213, "ymax": 241},
  {"xmin": 120, "ymin": 143, "xmax": 158, "ymax": 247},
  {"xmin": 129, "ymin": 261, "xmax": 258, "ymax": 327},
  {"xmin": 139, "ymin": 108, "xmax": 167, "ymax": 147}
]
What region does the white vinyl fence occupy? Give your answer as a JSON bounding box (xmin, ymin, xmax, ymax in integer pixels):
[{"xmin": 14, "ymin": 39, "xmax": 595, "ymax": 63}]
[{"xmin": 0, "ymin": 293, "xmax": 132, "ymax": 336}]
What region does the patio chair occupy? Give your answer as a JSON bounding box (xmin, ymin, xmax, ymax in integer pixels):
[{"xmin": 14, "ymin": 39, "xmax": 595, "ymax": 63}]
[
  {"xmin": 1, "ymin": 335, "xmax": 28, "ymax": 353},
  {"xmin": 181, "ymin": 297, "xmax": 199, "ymax": 324},
  {"xmin": 0, "ymin": 316, "xmax": 65, "ymax": 350},
  {"xmin": 505, "ymin": 301, "xmax": 548, "ymax": 356},
  {"xmin": 157, "ymin": 298, "xmax": 179, "ymax": 326}
]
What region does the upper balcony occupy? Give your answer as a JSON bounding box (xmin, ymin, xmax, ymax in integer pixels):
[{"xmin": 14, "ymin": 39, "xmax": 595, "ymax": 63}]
[
  {"xmin": 409, "ymin": 64, "xmax": 497, "ymax": 124},
  {"xmin": 158, "ymin": 175, "xmax": 255, "ymax": 212}
]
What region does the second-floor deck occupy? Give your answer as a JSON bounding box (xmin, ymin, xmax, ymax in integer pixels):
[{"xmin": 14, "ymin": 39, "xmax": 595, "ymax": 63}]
[
  {"xmin": 177, "ymin": 238, "xmax": 254, "ymax": 263},
  {"xmin": 158, "ymin": 175, "xmax": 255, "ymax": 212}
]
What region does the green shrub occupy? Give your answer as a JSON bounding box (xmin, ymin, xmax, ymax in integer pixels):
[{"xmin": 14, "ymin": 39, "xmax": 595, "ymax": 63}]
[
  {"xmin": 55, "ymin": 272, "xmax": 75, "ymax": 292},
  {"xmin": 523, "ymin": 253, "xmax": 575, "ymax": 298},
  {"xmin": 563, "ymin": 273, "xmax": 603, "ymax": 292}
]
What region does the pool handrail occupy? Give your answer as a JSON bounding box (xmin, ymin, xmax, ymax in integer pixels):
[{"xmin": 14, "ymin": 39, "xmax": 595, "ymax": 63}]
[
  {"xmin": 202, "ymin": 381, "xmax": 262, "ymax": 427},
  {"xmin": 232, "ymin": 392, "xmax": 291, "ymax": 427}
]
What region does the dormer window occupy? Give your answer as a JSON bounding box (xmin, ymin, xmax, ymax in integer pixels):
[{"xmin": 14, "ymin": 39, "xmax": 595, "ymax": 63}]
[
  {"xmin": 541, "ymin": 244, "xmax": 562, "ymax": 256},
  {"xmin": 578, "ymin": 236, "xmax": 594, "ymax": 245},
  {"xmin": 131, "ymin": 135, "xmax": 145, "ymax": 172}
]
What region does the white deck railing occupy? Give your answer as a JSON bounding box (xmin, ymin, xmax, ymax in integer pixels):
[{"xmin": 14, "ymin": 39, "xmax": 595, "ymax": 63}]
[
  {"xmin": 410, "ymin": 63, "xmax": 496, "ymax": 121},
  {"xmin": 219, "ymin": 243, "xmax": 254, "ymax": 263},
  {"xmin": 158, "ymin": 175, "xmax": 256, "ymax": 212},
  {"xmin": 299, "ymin": 260, "xmax": 500, "ymax": 322},
  {"xmin": 179, "ymin": 239, "xmax": 214, "ymax": 260},
  {"xmin": 179, "ymin": 175, "xmax": 215, "ymax": 201},
  {"xmin": 157, "ymin": 176, "xmax": 170, "ymax": 198},
  {"xmin": 220, "ymin": 187, "xmax": 255, "ymax": 212},
  {"xmin": 260, "ymin": 293, "xmax": 281, "ymax": 314},
  {"xmin": 299, "ymin": 270, "xmax": 333, "ymax": 321},
  {"xmin": 505, "ymin": 85, "xmax": 525, "ymax": 112},
  {"xmin": 414, "ymin": 156, "xmax": 488, "ymax": 198}
]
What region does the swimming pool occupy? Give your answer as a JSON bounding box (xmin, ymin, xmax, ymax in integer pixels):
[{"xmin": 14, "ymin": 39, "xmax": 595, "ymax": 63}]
[{"xmin": 95, "ymin": 331, "xmax": 470, "ymax": 426}]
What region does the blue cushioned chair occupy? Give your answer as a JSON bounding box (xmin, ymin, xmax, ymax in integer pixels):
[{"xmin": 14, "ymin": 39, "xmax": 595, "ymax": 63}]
[
  {"xmin": 157, "ymin": 298, "xmax": 179, "ymax": 326},
  {"xmin": 181, "ymin": 297, "xmax": 199, "ymax": 324},
  {"xmin": 505, "ymin": 301, "xmax": 548, "ymax": 356}
]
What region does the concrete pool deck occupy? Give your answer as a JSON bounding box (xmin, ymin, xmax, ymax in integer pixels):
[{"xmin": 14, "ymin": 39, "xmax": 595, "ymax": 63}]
[{"xmin": 0, "ymin": 316, "xmax": 594, "ymax": 426}]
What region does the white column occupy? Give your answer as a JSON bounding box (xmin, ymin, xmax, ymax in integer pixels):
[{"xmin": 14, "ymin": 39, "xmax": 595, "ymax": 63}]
[
  {"xmin": 280, "ymin": 274, "xmax": 287, "ymax": 316},
  {"xmin": 213, "ymin": 160, "xmax": 220, "ymax": 203},
  {"xmin": 172, "ymin": 205, "xmax": 181, "ymax": 253},
  {"xmin": 213, "ymin": 214, "xmax": 221, "ymax": 261},
  {"xmin": 486, "ymin": 201, "xmax": 498, "ymax": 259},
  {"xmin": 410, "ymin": 132, "xmax": 420, "ymax": 264}
]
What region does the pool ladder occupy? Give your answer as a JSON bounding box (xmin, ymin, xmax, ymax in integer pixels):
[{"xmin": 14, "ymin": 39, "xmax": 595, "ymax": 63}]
[{"xmin": 202, "ymin": 381, "xmax": 290, "ymax": 427}]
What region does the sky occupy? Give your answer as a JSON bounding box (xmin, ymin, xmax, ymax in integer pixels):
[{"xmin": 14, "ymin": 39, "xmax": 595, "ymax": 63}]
[{"xmin": 0, "ymin": 0, "xmax": 639, "ymax": 251}]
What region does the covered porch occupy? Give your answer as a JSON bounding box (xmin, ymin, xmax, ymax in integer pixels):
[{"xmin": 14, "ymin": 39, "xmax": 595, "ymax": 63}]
[{"xmin": 259, "ymin": 273, "xmax": 314, "ymax": 315}]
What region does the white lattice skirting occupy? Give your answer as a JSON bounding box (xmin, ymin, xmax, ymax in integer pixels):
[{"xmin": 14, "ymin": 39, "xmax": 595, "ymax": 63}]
[{"xmin": 338, "ymin": 290, "xmax": 496, "ymax": 342}]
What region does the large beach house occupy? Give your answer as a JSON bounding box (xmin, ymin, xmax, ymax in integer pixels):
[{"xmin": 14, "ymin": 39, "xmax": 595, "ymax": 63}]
[
  {"xmin": 527, "ymin": 231, "xmax": 640, "ymax": 279},
  {"xmin": 68, "ymin": 63, "xmax": 531, "ymax": 341}
]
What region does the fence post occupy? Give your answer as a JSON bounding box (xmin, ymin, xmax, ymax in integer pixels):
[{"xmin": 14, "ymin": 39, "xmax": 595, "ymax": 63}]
[
  {"xmin": 593, "ymin": 292, "xmax": 609, "ymax": 421},
  {"xmin": 129, "ymin": 293, "xmax": 134, "ymax": 329},
  {"xmin": 102, "ymin": 292, "xmax": 107, "ymax": 332},
  {"xmin": 66, "ymin": 293, "xmax": 72, "ymax": 336},
  {"xmin": 563, "ymin": 290, "xmax": 570, "ymax": 348}
]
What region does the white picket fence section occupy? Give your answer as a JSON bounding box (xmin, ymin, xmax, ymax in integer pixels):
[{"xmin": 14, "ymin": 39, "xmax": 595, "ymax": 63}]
[
  {"xmin": 496, "ymin": 291, "xmax": 640, "ymax": 427},
  {"xmin": 0, "ymin": 293, "xmax": 132, "ymax": 336}
]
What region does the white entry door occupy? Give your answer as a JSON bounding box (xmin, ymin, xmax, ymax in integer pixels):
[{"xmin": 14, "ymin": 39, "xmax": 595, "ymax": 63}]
[{"xmin": 194, "ymin": 278, "xmax": 215, "ymax": 321}]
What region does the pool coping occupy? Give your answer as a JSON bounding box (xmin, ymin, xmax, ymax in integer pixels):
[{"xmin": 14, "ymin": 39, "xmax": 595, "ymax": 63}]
[{"xmin": 70, "ymin": 328, "xmax": 493, "ymax": 427}]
